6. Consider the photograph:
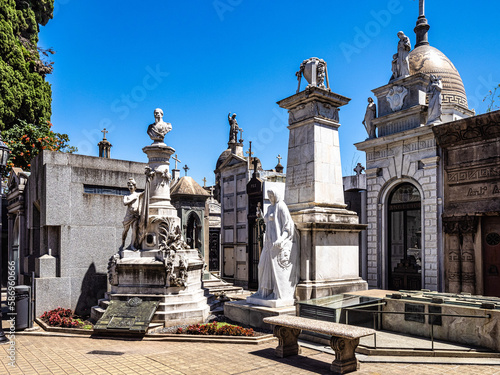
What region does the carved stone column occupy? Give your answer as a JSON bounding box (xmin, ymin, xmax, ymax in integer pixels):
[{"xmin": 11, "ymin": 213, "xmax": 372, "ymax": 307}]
[
  {"xmin": 443, "ymin": 218, "xmax": 461, "ymax": 293},
  {"xmin": 273, "ymin": 325, "xmax": 301, "ymax": 357},
  {"xmin": 460, "ymin": 216, "xmax": 478, "ymax": 294}
]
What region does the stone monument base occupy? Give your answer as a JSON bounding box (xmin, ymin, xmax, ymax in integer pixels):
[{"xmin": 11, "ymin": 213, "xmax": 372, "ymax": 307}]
[
  {"xmin": 224, "ymin": 300, "xmax": 296, "ymax": 330},
  {"xmin": 295, "ymin": 278, "xmax": 368, "ymax": 301},
  {"xmin": 245, "ymin": 296, "xmax": 295, "ymax": 308},
  {"xmin": 99, "ymin": 248, "xmax": 210, "ymax": 328}
]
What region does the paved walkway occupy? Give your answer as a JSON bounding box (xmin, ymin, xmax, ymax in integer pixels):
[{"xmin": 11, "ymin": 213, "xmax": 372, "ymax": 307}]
[{"xmin": 2, "ymin": 333, "xmax": 500, "ymax": 375}]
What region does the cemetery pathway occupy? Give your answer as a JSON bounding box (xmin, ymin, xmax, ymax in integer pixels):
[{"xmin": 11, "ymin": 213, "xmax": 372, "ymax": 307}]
[{"xmin": 1, "ymin": 333, "xmax": 500, "ymax": 374}]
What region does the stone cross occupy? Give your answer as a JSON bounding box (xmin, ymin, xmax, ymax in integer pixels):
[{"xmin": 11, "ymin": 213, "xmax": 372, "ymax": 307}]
[
  {"xmin": 172, "ymin": 154, "xmax": 181, "ymax": 170},
  {"xmin": 101, "ymin": 128, "xmax": 108, "ymax": 140},
  {"xmin": 277, "ymin": 154, "xmax": 282, "ymax": 164},
  {"xmin": 354, "ymin": 163, "xmax": 365, "ymax": 176},
  {"xmin": 239, "ymin": 128, "xmax": 244, "ymax": 143},
  {"xmin": 202, "ymin": 177, "xmax": 207, "ymax": 187},
  {"xmin": 209, "ymin": 185, "xmax": 215, "ymax": 197},
  {"xmin": 183, "ymin": 164, "xmax": 189, "ymax": 176},
  {"xmin": 252, "ymin": 157, "xmax": 259, "ymax": 173}
]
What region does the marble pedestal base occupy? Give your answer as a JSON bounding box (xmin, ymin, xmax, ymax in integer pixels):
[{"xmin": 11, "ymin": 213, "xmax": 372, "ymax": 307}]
[
  {"xmin": 223, "ymin": 300, "xmax": 295, "ymax": 330},
  {"xmin": 245, "ymin": 296, "xmax": 294, "ymax": 308},
  {"xmin": 108, "ymin": 248, "xmax": 209, "ymax": 327}
]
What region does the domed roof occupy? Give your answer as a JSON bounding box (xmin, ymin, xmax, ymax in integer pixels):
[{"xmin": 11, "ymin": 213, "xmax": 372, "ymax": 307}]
[
  {"xmin": 216, "ymin": 148, "xmax": 231, "ymax": 170},
  {"xmin": 171, "ymin": 176, "xmax": 209, "ymax": 197},
  {"xmin": 409, "ymin": 45, "xmax": 468, "ymax": 108}
]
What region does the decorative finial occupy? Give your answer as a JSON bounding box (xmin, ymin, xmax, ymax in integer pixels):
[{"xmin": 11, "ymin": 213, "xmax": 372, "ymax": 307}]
[
  {"xmin": 209, "ymin": 185, "xmax": 215, "ymax": 198},
  {"xmin": 414, "ymin": 0, "xmax": 430, "ymax": 47},
  {"xmin": 239, "ymin": 128, "xmax": 244, "ymax": 144},
  {"xmin": 275, "ymin": 154, "xmax": 284, "ymax": 173},
  {"xmin": 101, "ymin": 128, "xmax": 108, "ymax": 140},
  {"xmin": 183, "ymin": 164, "xmax": 189, "ymax": 176},
  {"xmin": 296, "ymin": 57, "xmax": 330, "ymax": 93},
  {"xmin": 172, "ymin": 154, "xmax": 181, "ymax": 170},
  {"xmin": 246, "ymin": 141, "xmax": 254, "ymax": 158},
  {"xmin": 202, "ymin": 177, "xmax": 207, "ymax": 187},
  {"xmin": 354, "ymin": 163, "xmax": 365, "ymax": 176}
]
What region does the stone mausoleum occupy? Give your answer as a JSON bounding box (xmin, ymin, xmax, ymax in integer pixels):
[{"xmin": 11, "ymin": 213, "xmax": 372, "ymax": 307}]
[{"xmin": 355, "ymin": 3, "xmax": 500, "ymax": 296}]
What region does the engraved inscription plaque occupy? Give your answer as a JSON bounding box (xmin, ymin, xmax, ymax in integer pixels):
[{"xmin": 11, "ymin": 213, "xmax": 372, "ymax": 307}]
[{"xmin": 404, "ymin": 303, "xmax": 425, "ymax": 323}]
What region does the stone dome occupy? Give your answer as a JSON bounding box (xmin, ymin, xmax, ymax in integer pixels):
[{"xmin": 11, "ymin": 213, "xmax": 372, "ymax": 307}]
[
  {"xmin": 409, "ymin": 45, "xmax": 468, "ymax": 109},
  {"xmin": 215, "ymin": 148, "xmax": 231, "ymax": 170}
]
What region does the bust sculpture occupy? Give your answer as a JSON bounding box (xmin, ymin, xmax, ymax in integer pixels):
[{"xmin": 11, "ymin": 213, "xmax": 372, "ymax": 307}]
[
  {"xmin": 391, "ymin": 31, "xmax": 411, "ymax": 81},
  {"xmin": 362, "ymin": 97, "xmax": 377, "ymax": 138},
  {"xmin": 147, "ymin": 108, "xmax": 172, "ymax": 143},
  {"xmin": 249, "ymin": 188, "xmax": 299, "ymax": 304},
  {"xmin": 426, "ymin": 75, "xmax": 443, "ymax": 125}
]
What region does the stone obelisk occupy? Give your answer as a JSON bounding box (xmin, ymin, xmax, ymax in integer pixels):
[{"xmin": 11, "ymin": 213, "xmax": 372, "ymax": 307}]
[{"xmin": 279, "ymin": 58, "xmax": 367, "ymax": 300}]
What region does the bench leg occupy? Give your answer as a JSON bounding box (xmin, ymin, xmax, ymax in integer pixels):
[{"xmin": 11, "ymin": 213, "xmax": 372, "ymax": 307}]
[
  {"xmin": 273, "ymin": 325, "xmax": 301, "ymax": 358},
  {"xmin": 329, "ymin": 337, "xmax": 360, "ymax": 374}
]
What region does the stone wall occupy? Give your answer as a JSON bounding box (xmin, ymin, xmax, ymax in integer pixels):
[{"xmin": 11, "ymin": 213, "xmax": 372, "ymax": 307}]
[{"xmin": 20, "ymin": 151, "xmax": 146, "ymax": 316}]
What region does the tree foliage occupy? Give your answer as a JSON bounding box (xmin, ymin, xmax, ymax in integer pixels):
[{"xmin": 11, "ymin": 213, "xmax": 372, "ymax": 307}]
[
  {"xmin": 3, "ymin": 119, "xmax": 76, "ymax": 171},
  {"xmin": 0, "ymin": 0, "xmax": 75, "ymax": 174},
  {"xmin": 0, "ymin": 0, "xmax": 55, "ymax": 129}
]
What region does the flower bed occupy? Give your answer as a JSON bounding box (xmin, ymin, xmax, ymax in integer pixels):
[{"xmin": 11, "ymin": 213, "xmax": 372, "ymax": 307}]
[
  {"xmin": 40, "ymin": 307, "xmax": 93, "ymax": 329},
  {"xmin": 176, "ymin": 322, "xmax": 254, "ymax": 336}
]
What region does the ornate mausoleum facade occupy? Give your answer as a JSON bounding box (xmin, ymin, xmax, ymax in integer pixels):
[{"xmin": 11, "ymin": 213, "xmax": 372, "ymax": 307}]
[{"xmin": 355, "ymin": 5, "xmax": 476, "ymax": 292}]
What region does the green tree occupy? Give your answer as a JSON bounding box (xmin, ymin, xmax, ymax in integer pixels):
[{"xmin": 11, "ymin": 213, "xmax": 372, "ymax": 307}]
[
  {"xmin": 3, "ymin": 120, "xmax": 76, "ymax": 171},
  {"xmin": 0, "ymin": 0, "xmax": 75, "ymax": 173}
]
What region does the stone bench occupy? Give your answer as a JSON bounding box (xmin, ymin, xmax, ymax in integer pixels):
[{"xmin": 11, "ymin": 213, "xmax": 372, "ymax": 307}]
[{"xmin": 263, "ymin": 315, "xmax": 375, "ymax": 374}]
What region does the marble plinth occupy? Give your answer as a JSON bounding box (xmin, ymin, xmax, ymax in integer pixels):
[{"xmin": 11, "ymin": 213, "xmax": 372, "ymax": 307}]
[
  {"xmin": 245, "ymin": 296, "xmax": 295, "ymax": 308},
  {"xmin": 223, "ymin": 300, "xmax": 295, "ymax": 330}
]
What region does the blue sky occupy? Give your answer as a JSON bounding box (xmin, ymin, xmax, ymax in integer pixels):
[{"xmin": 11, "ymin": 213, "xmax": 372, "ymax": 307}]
[{"xmin": 39, "ymin": 1, "xmax": 500, "ymax": 187}]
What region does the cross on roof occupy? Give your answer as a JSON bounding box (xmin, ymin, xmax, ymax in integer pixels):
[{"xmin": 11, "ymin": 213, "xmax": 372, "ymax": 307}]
[
  {"xmin": 252, "ymin": 157, "xmax": 259, "ymax": 172},
  {"xmin": 101, "ymin": 128, "xmax": 108, "ymax": 140},
  {"xmin": 183, "ymin": 164, "xmax": 189, "ymax": 176},
  {"xmin": 354, "ymin": 163, "xmax": 365, "ymax": 176},
  {"xmin": 246, "ymin": 141, "xmax": 254, "ymax": 158},
  {"xmin": 172, "ymin": 154, "xmax": 181, "ymax": 169},
  {"xmin": 202, "ymin": 177, "xmax": 207, "ymax": 187},
  {"xmin": 209, "ymin": 185, "xmax": 215, "ymax": 197},
  {"xmin": 276, "ymin": 154, "xmax": 282, "ymax": 164}
]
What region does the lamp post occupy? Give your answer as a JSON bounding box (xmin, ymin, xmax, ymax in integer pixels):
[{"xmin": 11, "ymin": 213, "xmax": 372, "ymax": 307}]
[{"xmin": 0, "ymin": 134, "xmax": 10, "ymax": 343}]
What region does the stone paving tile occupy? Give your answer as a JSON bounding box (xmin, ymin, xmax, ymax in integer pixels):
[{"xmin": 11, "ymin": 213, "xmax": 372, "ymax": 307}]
[{"xmin": 1, "ymin": 334, "xmax": 500, "ymax": 374}]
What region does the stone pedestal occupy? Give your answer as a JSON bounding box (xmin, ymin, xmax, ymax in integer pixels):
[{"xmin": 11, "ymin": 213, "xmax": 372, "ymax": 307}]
[
  {"xmin": 223, "ymin": 300, "xmax": 295, "ymax": 330},
  {"xmin": 96, "ymin": 116, "xmax": 210, "ymax": 330},
  {"xmin": 278, "ymin": 87, "xmax": 367, "ymax": 300}
]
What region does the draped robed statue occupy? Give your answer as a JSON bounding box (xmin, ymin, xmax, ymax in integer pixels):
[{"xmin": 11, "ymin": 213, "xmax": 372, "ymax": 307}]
[{"xmin": 247, "ymin": 188, "xmax": 300, "ymax": 307}]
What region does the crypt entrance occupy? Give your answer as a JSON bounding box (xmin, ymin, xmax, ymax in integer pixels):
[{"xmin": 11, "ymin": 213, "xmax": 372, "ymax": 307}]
[{"xmin": 388, "ymin": 183, "xmax": 422, "ymax": 290}]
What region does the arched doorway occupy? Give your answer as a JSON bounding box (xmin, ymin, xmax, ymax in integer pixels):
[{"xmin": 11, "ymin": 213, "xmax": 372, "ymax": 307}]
[
  {"xmin": 388, "ymin": 183, "xmax": 422, "ymax": 290},
  {"xmin": 186, "ymin": 212, "xmax": 202, "ymax": 253}
]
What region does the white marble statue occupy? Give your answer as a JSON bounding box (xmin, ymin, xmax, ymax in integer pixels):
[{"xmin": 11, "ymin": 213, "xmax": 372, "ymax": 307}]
[
  {"xmin": 362, "ymin": 97, "xmax": 377, "ymax": 138},
  {"xmin": 426, "ymin": 74, "xmax": 443, "ymax": 125},
  {"xmin": 391, "ymin": 31, "xmax": 411, "ymax": 80},
  {"xmin": 147, "ymin": 108, "xmax": 172, "ymax": 143},
  {"xmin": 250, "ymin": 188, "xmax": 299, "ymax": 305},
  {"xmin": 122, "ymin": 178, "xmax": 142, "ymax": 250}
]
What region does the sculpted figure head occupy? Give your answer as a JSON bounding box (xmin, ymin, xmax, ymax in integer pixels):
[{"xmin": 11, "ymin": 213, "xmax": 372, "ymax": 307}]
[
  {"xmin": 127, "ymin": 178, "xmax": 137, "ymax": 192},
  {"xmin": 154, "ymin": 108, "xmax": 164, "ymax": 122}
]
